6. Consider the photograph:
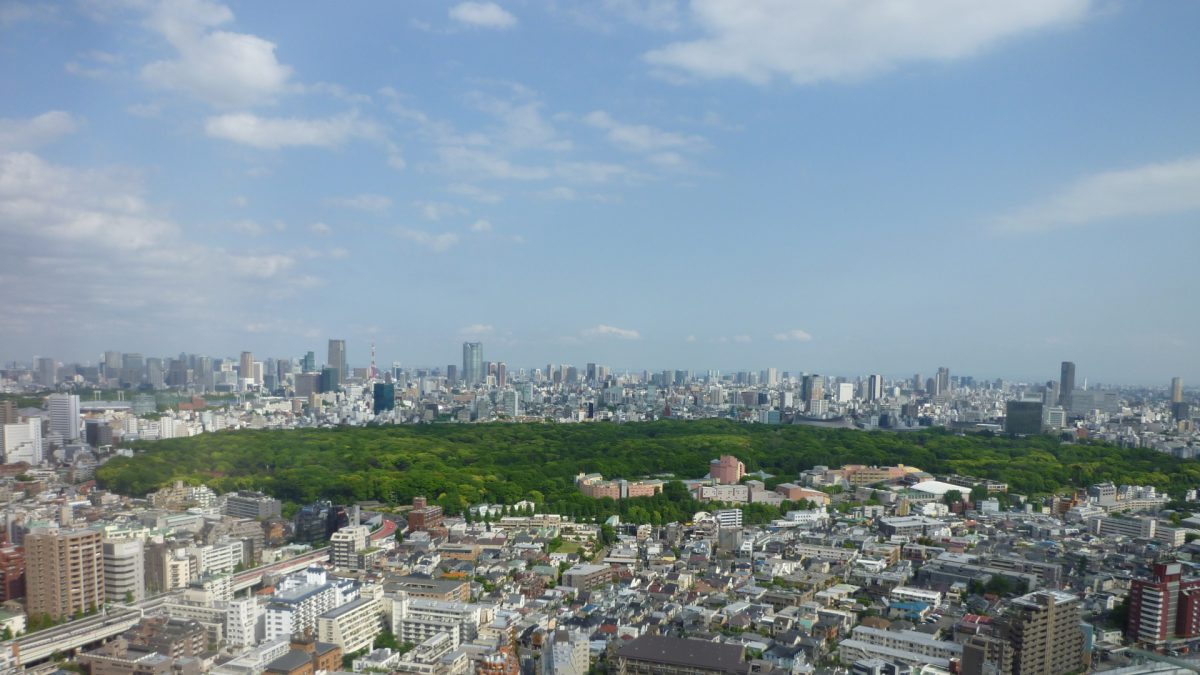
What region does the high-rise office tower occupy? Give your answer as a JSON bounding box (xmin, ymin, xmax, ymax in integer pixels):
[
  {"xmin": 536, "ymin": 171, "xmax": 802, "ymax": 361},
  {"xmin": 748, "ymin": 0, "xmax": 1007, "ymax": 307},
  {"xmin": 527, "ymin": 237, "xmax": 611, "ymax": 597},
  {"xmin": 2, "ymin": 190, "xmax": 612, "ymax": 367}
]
[
  {"xmin": 373, "ymin": 383, "xmax": 395, "ymax": 414},
  {"xmin": 121, "ymin": 353, "xmax": 144, "ymax": 387},
  {"xmin": 26, "ymin": 528, "xmax": 105, "ymax": 620},
  {"xmin": 446, "ymin": 365, "xmax": 458, "ymax": 384},
  {"xmin": 1059, "ymin": 361, "xmax": 1075, "ymax": 410},
  {"xmin": 146, "ymin": 357, "xmax": 164, "ymax": 389},
  {"xmin": 801, "ymin": 374, "xmax": 823, "ymax": 402},
  {"xmin": 496, "ymin": 362, "xmax": 507, "ymax": 388},
  {"xmin": 36, "ymin": 357, "xmax": 57, "ymax": 388},
  {"xmin": 867, "ymin": 374, "xmax": 883, "ymax": 402},
  {"xmin": 103, "ymin": 351, "xmax": 123, "ymax": 379},
  {"xmin": 195, "ymin": 356, "xmax": 213, "ymax": 391},
  {"xmin": 1172, "ymin": 377, "xmax": 1184, "ymax": 403},
  {"xmin": 239, "ymin": 351, "xmax": 254, "ymax": 386},
  {"xmin": 935, "ymin": 367, "xmax": 950, "ymax": 397},
  {"xmin": 463, "ymin": 342, "xmax": 483, "ymax": 386},
  {"xmin": 764, "ymin": 368, "xmax": 778, "ymax": 387},
  {"xmin": 586, "ymin": 363, "xmax": 597, "ymax": 384},
  {"xmin": 48, "ymin": 393, "xmax": 81, "ymax": 441},
  {"xmin": 1006, "ymin": 590, "xmax": 1085, "ymax": 675},
  {"xmin": 302, "ymin": 351, "xmax": 316, "ymax": 373},
  {"xmin": 327, "ymin": 339, "xmax": 347, "ymax": 385},
  {"xmin": 912, "ymin": 373, "xmax": 922, "ymax": 392}
]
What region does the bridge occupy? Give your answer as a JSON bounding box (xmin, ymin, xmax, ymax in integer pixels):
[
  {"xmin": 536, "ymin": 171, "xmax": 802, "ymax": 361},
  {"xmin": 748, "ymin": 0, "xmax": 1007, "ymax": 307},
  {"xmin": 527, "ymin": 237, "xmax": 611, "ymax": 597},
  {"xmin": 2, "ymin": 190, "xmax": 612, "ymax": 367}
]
[
  {"xmin": 7, "ymin": 606, "xmax": 143, "ymax": 669},
  {"xmin": 231, "ymin": 547, "xmax": 330, "ymax": 592}
]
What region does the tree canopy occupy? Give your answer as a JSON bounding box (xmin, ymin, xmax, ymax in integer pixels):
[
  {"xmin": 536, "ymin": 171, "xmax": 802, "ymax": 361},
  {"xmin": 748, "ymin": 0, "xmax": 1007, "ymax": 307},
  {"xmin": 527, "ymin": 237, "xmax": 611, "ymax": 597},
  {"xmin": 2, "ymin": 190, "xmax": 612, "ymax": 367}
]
[{"xmin": 95, "ymin": 420, "xmax": 1200, "ymax": 524}]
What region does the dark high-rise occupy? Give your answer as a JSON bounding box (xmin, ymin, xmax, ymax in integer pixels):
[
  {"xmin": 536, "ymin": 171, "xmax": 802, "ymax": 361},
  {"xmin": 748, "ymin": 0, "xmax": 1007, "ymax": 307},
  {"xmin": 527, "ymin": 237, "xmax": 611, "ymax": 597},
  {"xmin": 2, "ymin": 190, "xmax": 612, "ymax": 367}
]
[
  {"xmin": 1059, "ymin": 361, "xmax": 1075, "ymax": 410},
  {"xmin": 327, "ymin": 339, "xmax": 347, "ymax": 385},
  {"xmin": 373, "ymin": 382, "xmax": 395, "ymax": 413},
  {"xmin": 1005, "ymin": 401, "xmax": 1043, "ymax": 435}
]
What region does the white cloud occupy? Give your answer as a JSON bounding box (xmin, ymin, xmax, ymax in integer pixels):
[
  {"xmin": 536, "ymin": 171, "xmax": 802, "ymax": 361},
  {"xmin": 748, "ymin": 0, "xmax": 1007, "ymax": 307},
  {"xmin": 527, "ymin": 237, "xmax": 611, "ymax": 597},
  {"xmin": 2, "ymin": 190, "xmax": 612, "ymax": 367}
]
[
  {"xmin": 126, "ymin": 103, "xmax": 162, "ymax": 118},
  {"xmin": 538, "ymin": 186, "xmax": 577, "ymax": 200},
  {"xmin": 470, "ymin": 93, "xmax": 571, "ymax": 151},
  {"xmin": 993, "ymin": 156, "xmax": 1200, "ymax": 232},
  {"xmin": 448, "ymin": 183, "xmax": 502, "ymax": 203},
  {"xmin": 229, "ymin": 252, "xmax": 295, "ymax": 279},
  {"xmin": 583, "ymin": 324, "xmax": 641, "ymax": 340},
  {"xmin": 733, "ymin": 334, "xmax": 752, "ymax": 344},
  {"xmin": 329, "ymin": 247, "xmax": 349, "ymax": 259},
  {"xmin": 0, "ymin": 150, "xmax": 317, "ymax": 343},
  {"xmin": 230, "ymin": 219, "xmax": 264, "ymax": 235},
  {"xmin": 396, "ymin": 227, "xmax": 460, "ymax": 252},
  {"xmin": 204, "ymin": 111, "xmax": 386, "ymax": 149},
  {"xmin": 437, "ymin": 145, "xmax": 550, "ymax": 181},
  {"xmin": 602, "ymin": 0, "xmax": 683, "ymax": 31},
  {"xmin": 584, "ymin": 110, "xmax": 706, "ymax": 154},
  {"xmin": 449, "ymin": 2, "xmax": 517, "ymax": 29},
  {"xmin": 460, "ymin": 323, "xmax": 494, "ymax": 336},
  {"xmin": 414, "ymin": 200, "xmax": 468, "ymax": 221},
  {"xmin": 141, "ymin": 0, "xmax": 293, "ymax": 108},
  {"xmin": 327, "ymin": 193, "xmax": 392, "ymax": 212},
  {"xmin": 773, "ymin": 328, "xmax": 813, "ymax": 342},
  {"xmin": 645, "ymin": 0, "xmax": 1090, "ymax": 85},
  {"xmin": 470, "ymin": 219, "xmax": 492, "ymax": 232},
  {"xmin": 0, "ymin": 111, "xmax": 80, "ymax": 151},
  {"xmin": 309, "ymin": 222, "xmax": 332, "ymax": 235},
  {"xmin": 685, "ymin": 334, "xmax": 697, "ymax": 343}
]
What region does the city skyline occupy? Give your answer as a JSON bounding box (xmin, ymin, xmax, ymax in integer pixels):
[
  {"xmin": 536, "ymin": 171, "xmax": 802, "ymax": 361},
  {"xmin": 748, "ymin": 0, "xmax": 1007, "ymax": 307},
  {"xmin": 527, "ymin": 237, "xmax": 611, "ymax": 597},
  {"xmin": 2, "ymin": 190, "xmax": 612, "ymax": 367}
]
[
  {"xmin": 3, "ymin": 341, "xmax": 1191, "ymax": 390},
  {"xmin": 2, "ymin": 2, "xmax": 1198, "ymax": 384}
]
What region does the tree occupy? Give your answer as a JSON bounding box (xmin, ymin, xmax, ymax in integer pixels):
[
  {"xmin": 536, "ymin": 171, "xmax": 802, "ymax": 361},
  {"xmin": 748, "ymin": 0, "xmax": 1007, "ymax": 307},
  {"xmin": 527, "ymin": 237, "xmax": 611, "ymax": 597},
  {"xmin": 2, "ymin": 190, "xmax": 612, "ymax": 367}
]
[
  {"xmin": 374, "ymin": 628, "xmax": 400, "ymax": 651},
  {"xmin": 944, "ymin": 490, "xmax": 963, "ymax": 506}
]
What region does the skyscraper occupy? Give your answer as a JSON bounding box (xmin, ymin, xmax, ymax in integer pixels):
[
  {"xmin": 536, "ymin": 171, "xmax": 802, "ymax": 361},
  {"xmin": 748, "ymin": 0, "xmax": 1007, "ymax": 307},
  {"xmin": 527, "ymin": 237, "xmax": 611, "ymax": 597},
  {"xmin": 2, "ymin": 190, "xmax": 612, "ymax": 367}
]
[
  {"xmin": 373, "ymin": 383, "xmax": 395, "ymax": 414},
  {"xmin": 1059, "ymin": 361, "xmax": 1075, "ymax": 410},
  {"xmin": 463, "ymin": 342, "xmax": 483, "ymax": 386},
  {"xmin": 240, "ymin": 351, "xmax": 254, "ymax": 386},
  {"xmin": 496, "ymin": 362, "xmax": 507, "ymax": 388},
  {"xmin": 935, "ymin": 367, "xmax": 950, "ymax": 397},
  {"xmin": 36, "ymin": 357, "xmax": 57, "ymax": 388},
  {"xmin": 1172, "ymin": 377, "xmax": 1184, "ymax": 403},
  {"xmin": 48, "ymin": 393, "xmax": 81, "ymax": 441},
  {"xmin": 26, "ymin": 528, "xmax": 105, "ymax": 620},
  {"xmin": 801, "ymin": 374, "xmax": 823, "ymax": 403},
  {"xmin": 866, "ymin": 374, "xmax": 883, "ymax": 402},
  {"xmin": 328, "ymin": 339, "xmax": 347, "ymax": 385}
]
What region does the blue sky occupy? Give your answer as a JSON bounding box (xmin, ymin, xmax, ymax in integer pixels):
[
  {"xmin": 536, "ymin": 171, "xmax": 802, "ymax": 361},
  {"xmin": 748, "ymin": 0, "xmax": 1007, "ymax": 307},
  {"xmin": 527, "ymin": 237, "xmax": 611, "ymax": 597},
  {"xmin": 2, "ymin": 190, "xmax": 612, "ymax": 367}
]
[{"xmin": 1, "ymin": 0, "xmax": 1197, "ymax": 385}]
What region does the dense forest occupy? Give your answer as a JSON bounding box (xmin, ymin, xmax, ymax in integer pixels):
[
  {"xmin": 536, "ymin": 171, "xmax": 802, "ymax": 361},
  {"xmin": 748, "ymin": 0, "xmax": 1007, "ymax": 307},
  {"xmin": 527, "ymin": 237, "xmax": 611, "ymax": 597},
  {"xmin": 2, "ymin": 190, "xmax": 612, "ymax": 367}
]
[{"xmin": 95, "ymin": 420, "xmax": 1200, "ymax": 524}]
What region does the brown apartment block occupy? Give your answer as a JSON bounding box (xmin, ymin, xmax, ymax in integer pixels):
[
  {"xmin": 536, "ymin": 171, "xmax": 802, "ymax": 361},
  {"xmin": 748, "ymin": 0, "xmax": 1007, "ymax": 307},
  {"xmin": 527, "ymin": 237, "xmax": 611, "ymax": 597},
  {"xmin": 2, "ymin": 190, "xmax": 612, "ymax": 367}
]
[{"xmin": 26, "ymin": 527, "xmax": 105, "ymax": 620}]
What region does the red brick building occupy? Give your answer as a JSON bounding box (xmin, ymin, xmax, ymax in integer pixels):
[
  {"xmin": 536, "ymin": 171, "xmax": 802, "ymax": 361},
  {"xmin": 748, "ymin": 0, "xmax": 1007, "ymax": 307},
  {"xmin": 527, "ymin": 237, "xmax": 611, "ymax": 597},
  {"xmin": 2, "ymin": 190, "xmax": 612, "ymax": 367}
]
[
  {"xmin": 1128, "ymin": 561, "xmax": 1200, "ymax": 648},
  {"xmin": 407, "ymin": 497, "xmax": 444, "ymax": 533}
]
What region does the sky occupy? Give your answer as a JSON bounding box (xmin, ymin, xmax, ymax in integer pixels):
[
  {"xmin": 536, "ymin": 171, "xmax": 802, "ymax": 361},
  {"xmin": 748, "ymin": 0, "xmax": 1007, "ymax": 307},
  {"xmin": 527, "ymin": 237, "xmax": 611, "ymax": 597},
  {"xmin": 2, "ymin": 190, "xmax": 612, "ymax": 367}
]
[{"xmin": 1, "ymin": 0, "xmax": 1198, "ymax": 385}]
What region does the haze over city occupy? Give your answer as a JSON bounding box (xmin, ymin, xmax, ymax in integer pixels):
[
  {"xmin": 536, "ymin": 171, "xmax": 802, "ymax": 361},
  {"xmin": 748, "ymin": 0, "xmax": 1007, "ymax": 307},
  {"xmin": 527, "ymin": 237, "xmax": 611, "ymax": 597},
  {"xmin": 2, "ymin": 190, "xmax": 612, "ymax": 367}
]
[{"xmin": 2, "ymin": 1, "xmax": 1198, "ymax": 384}]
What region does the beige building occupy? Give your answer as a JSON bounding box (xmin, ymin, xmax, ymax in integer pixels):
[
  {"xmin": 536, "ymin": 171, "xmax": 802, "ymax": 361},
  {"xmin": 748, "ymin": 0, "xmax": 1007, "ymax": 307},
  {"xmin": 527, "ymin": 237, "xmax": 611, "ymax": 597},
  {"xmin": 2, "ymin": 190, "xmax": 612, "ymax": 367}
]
[
  {"xmin": 26, "ymin": 528, "xmax": 105, "ymax": 620},
  {"xmin": 1008, "ymin": 590, "xmax": 1085, "ymax": 675}
]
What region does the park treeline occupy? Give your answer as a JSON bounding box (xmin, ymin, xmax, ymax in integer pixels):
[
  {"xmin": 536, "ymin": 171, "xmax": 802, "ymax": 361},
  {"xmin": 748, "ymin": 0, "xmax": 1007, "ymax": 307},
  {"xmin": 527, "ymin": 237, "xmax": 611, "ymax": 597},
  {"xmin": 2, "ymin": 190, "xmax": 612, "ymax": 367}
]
[{"xmin": 95, "ymin": 420, "xmax": 1200, "ymax": 524}]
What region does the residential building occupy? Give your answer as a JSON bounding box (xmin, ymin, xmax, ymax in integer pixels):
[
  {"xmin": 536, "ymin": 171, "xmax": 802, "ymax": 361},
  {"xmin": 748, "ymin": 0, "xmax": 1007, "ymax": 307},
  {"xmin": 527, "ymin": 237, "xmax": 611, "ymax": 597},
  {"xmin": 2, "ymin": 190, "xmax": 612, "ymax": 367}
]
[
  {"xmin": 1127, "ymin": 561, "xmax": 1200, "ymax": 647},
  {"xmin": 1007, "ymin": 590, "xmax": 1085, "ymax": 675},
  {"xmin": 26, "ymin": 527, "xmax": 105, "ymax": 620}
]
